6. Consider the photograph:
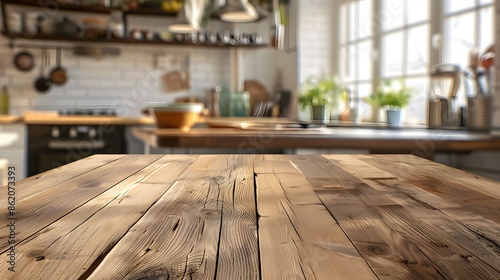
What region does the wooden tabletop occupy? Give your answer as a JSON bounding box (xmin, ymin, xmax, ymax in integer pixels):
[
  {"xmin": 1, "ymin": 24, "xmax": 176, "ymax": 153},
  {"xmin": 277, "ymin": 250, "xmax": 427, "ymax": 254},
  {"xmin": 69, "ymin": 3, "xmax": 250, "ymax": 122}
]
[
  {"xmin": 0, "ymin": 115, "xmax": 22, "ymax": 124},
  {"xmin": 132, "ymin": 127, "xmax": 500, "ymax": 154},
  {"xmin": 0, "ymin": 154, "xmax": 499, "ymax": 279}
]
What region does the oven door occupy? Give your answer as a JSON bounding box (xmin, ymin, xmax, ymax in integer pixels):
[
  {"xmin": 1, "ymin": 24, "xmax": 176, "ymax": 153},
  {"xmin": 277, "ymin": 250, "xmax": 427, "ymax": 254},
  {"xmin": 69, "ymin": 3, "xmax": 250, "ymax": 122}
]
[{"xmin": 34, "ymin": 143, "xmax": 124, "ymax": 176}]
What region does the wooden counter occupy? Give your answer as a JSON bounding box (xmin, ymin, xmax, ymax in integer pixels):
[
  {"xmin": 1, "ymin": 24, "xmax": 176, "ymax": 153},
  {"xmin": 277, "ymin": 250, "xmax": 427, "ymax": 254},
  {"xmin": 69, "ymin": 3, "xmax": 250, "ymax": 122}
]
[
  {"xmin": 132, "ymin": 126, "xmax": 500, "ymax": 154},
  {"xmin": 0, "ymin": 154, "xmax": 498, "ymax": 279},
  {"xmin": 23, "ymin": 115, "xmax": 155, "ymax": 125},
  {"xmin": 0, "ymin": 115, "xmax": 22, "ymax": 124}
]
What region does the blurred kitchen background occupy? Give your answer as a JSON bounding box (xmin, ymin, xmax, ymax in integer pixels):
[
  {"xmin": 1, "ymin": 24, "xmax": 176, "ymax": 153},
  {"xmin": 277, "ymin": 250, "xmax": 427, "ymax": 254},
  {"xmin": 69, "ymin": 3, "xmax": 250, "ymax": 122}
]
[{"xmin": 1, "ymin": 0, "xmax": 500, "ymax": 181}]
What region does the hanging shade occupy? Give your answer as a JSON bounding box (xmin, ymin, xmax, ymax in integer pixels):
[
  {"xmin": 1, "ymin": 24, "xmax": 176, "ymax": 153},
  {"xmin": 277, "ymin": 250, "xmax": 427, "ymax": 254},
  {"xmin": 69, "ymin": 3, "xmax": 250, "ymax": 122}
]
[
  {"xmin": 169, "ymin": 0, "xmax": 208, "ymax": 33},
  {"xmin": 218, "ymin": 0, "xmax": 259, "ymax": 23}
]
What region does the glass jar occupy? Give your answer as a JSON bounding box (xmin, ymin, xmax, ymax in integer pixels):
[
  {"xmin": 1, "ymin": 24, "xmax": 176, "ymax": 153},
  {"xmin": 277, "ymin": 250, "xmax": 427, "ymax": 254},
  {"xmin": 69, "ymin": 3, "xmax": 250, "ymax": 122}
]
[{"xmin": 229, "ymin": 91, "xmax": 250, "ymax": 117}]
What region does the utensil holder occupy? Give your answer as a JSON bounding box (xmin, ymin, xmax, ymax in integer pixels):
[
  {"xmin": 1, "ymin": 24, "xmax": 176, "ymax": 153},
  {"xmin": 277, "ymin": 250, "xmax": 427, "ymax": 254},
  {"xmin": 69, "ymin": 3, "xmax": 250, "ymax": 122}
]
[{"xmin": 467, "ymin": 95, "xmax": 492, "ymax": 131}]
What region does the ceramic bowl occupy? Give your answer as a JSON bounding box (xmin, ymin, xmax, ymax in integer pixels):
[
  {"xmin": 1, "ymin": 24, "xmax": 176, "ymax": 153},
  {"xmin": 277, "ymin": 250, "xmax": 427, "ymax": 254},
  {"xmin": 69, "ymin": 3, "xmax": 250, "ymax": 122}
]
[{"xmin": 146, "ymin": 102, "xmax": 205, "ymax": 131}]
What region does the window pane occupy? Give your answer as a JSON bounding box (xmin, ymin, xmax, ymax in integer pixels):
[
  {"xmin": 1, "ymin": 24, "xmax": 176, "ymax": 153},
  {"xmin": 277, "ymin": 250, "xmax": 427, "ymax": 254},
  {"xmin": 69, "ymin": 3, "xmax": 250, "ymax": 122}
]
[
  {"xmin": 356, "ymin": 40, "xmax": 373, "ymax": 81},
  {"xmin": 358, "ymin": 0, "xmax": 373, "ymax": 39},
  {"xmin": 445, "ymin": 0, "xmax": 475, "ymax": 14},
  {"xmin": 382, "ymin": 31, "xmax": 404, "ymax": 77},
  {"xmin": 340, "ymin": 46, "xmax": 355, "ymax": 82},
  {"xmin": 404, "ymin": 77, "xmax": 428, "ymax": 124},
  {"xmin": 349, "ymin": 3, "xmax": 358, "ymax": 41},
  {"xmin": 478, "ymin": 7, "xmax": 494, "ymax": 52},
  {"xmin": 480, "ymin": 0, "xmax": 494, "ymax": 5},
  {"xmin": 356, "ymin": 83, "xmax": 373, "ymax": 122},
  {"xmin": 381, "ymin": 0, "xmax": 404, "ymax": 31},
  {"xmin": 444, "ymin": 13, "xmax": 475, "ymax": 66},
  {"xmin": 406, "ymin": 0, "xmax": 429, "ymax": 25},
  {"xmin": 340, "ymin": 5, "xmax": 347, "ymax": 44},
  {"xmin": 407, "ymin": 24, "xmax": 429, "ymax": 75}
]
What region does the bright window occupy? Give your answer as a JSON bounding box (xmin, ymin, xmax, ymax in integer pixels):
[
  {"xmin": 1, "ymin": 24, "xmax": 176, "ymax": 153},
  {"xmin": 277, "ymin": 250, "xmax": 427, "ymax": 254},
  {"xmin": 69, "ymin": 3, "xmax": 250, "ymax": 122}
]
[{"xmin": 338, "ymin": 0, "xmax": 495, "ymax": 124}]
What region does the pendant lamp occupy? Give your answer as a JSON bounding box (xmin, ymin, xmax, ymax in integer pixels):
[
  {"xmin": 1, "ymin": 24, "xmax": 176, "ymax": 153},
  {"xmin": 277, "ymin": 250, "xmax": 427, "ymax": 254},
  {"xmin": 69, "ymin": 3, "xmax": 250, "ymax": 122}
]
[
  {"xmin": 169, "ymin": 0, "xmax": 209, "ymax": 33},
  {"xmin": 218, "ymin": 0, "xmax": 259, "ymax": 23}
]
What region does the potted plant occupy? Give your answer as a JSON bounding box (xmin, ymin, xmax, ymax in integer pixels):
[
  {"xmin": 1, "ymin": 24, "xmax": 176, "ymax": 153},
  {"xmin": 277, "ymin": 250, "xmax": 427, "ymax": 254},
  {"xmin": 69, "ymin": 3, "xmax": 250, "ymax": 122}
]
[
  {"xmin": 367, "ymin": 79, "xmax": 412, "ymax": 126},
  {"xmin": 298, "ymin": 76, "xmax": 342, "ymax": 121}
]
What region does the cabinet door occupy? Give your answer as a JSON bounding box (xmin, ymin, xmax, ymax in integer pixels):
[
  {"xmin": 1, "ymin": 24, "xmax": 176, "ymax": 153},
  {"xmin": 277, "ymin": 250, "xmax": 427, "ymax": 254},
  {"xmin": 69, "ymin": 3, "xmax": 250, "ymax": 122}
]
[{"xmin": 0, "ymin": 124, "xmax": 26, "ymax": 179}]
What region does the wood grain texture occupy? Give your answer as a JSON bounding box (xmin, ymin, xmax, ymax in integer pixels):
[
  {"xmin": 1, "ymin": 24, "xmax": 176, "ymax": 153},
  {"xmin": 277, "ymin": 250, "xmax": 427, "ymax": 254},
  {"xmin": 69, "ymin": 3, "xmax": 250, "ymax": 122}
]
[
  {"xmin": 216, "ymin": 155, "xmax": 259, "ymax": 280},
  {"xmin": 0, "ymin": 155, "xmax": 162, "ymax": 253},
  {"xmin": 0, "ymin": 154, "xmax": 498, "ymax": 280},
  {"xmin": 87, "ymin": 155, "xmax": 259, "ymax": 280},
  {"xmin": 321, "ymin": 155, "xmax": 500, "ymax": 279},
  {"xmin": 0, "ymin": 155, "xmax": 192, "ymax": 279},
  {"xmin": 0, "ymin": 155, "xmax": 124, "ymax": 207}
]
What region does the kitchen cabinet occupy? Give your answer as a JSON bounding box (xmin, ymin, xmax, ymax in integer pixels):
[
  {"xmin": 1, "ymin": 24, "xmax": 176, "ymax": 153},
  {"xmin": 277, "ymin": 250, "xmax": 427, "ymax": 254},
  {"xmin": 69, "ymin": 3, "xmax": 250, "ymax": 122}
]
[
  {"xmin": 0, "ymin": 123, "xmax": 26, "ymax": 180},
  {"xmin": 0, "ymin": 0, "xmax": 267, "ymax": 48}
]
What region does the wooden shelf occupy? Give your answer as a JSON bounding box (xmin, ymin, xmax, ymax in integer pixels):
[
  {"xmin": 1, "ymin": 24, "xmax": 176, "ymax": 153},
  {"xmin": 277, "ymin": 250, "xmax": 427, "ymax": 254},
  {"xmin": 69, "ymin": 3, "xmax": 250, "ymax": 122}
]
[
  {"xmin": 1, "ymin": 0, "xmax": 117, "ymax": 14},
  {"xmin": 2, "ymin": 32, "xmax": 268, "ymax": 49}
]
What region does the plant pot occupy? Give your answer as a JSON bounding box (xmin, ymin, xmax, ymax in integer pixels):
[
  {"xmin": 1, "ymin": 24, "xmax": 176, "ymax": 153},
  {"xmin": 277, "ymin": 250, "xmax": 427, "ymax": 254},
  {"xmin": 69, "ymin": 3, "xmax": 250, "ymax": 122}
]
[
  {"xmin": 386, "ymin": 109, "xmax": 401, "ymax": 127},
  {"xmin": 311, "ymin": 105, "xmax": 326, "ymax": 121}
]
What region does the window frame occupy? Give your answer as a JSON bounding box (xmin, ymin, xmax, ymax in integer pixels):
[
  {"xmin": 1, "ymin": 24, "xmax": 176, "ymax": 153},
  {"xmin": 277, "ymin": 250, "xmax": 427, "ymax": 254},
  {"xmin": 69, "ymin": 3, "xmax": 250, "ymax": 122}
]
[{"xmin": 335, "ymin": 0, "xmax": 495, "ymax": 124}]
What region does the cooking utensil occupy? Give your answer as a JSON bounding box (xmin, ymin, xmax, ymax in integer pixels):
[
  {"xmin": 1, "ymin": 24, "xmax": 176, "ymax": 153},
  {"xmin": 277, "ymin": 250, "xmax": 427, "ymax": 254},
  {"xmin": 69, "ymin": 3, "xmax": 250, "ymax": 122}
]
[
  {"xmin": 481, "ymin": 52, "xmax": 495, "ymax": 94},
  {"xmin": 34, "ymin": 50, "xmax": 51, "ymax": 94},
  {"xmin": 13, "ymin": 50, "xmax": 35, "ymax": 72},
  {"xmin": 49, "ymin": 48, "xmax": 67, "ymax": 85},
  {"xmin": 243, "ymin": 80, "xmax": 270, "ymax": 112}
]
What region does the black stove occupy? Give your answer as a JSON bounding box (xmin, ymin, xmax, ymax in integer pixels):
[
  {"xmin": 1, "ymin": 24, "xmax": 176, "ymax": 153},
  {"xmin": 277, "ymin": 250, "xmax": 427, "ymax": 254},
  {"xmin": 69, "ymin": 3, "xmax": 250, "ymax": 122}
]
[{"xmin": 28, "ymin": 108, "xmax": 126, "ymax": 176}]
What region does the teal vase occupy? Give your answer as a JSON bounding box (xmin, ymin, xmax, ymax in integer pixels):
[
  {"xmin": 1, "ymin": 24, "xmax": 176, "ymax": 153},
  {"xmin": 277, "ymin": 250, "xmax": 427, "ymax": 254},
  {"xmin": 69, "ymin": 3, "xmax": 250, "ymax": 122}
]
[{"xmin": 218, "ymin": 84, "xmax": 231, "ymax": 117}]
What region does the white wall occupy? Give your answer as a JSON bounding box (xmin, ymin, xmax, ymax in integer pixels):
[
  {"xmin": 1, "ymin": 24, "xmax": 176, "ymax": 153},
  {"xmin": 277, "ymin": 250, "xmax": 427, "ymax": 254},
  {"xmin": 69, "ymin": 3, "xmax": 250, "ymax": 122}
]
[
  {"xmin": 0, "ymin": 38, "xmax": 231, "ymax": 116},
  {"xmin": 0, "ymin": 5, "xmax": 294, "ymax": 117}
]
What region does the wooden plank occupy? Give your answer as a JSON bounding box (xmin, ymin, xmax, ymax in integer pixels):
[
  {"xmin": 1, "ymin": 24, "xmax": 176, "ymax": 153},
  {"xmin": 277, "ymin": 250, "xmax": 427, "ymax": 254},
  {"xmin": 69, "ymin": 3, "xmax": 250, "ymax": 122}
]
[
  {"xmin": 256, "ymin": 173, "xmax": 314, "ymax": 280},
  {"xmin": 326, "ymin": 156, "xmax": 500, "ymax": 272},
  {"xmin": 323, "ymin": 154, "xmax": 397, "ymax": 180},
  {"xmin": 316, "ymin": 155, "xmax": 500, "ymax": 277},
  {"xmin": 275, "ymin": 173, "xmax": 323, "ymax": 205},
  {"xmin": 254, "ymin": 160, "xmax": 297, "ymax": 174},
  {"xmin": 216, "ymin": 155, "xmax": 259, "ymax": 280},
  {"xmin": 317, "ymin": 190, "xmax": 450, "ymax": 279},
  {"xmin": 258, "ymin": 170, "xmax": 377, "ymax": 279},
  {"xmin": 374, "ymin": 204, "xmax": 500, "ymax": 279},
  {"xmin": 86, "ymin": 155, "xmax": 259, "ymax": 280},
  {"xmin": 0, "ymin": 154, "xmax": 124, "ymax": 206},
  {"xmin": 254, "ymin": 157, "xmax": 323, "ymax": 205},
  {"xmin": 0, "ymin": 155, "xmax": 194, "ymax": 280},
  {"xmin": 356, "ymin": 155, "xmax": 500, "ymax": 223},
  {"xmin": 360, "ymin": 154, "xmax": 500, "ymax": 198},
  {"xmin": 369, "ymin": 179, "xmax": 500, "ymax": 272},
  {"xmin": 288, "ymin": 155, "xmax": 334, "ymax": 178},
  {"xmin": 0, "ymin": 155, "xmax": 163, "ymax": 253}
]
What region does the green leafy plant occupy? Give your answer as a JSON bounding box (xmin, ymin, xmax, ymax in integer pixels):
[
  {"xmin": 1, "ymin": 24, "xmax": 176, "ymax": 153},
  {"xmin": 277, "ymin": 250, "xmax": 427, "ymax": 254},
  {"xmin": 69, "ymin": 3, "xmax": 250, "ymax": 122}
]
[
  {"xmin": 298, "ymin": 77, "xmax": 342, "ymax": 109},
  {"xmin": 367, "ymin": 79, "xmax": 412, "ymax": 110}
]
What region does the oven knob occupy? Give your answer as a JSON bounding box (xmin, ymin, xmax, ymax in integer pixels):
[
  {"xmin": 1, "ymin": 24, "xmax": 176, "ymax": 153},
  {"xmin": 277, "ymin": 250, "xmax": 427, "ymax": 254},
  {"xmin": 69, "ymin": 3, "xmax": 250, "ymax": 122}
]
[
  {"xmin": 88, "ymin": 127, "xmax": 97, "ymax": 138},
  {"xmin": 51, "ymin": 126, "xmax": 60, "ymax": 138},
  {"xmin": 69, "ymin": 127, "xmax": 78, "ymax": 138}
]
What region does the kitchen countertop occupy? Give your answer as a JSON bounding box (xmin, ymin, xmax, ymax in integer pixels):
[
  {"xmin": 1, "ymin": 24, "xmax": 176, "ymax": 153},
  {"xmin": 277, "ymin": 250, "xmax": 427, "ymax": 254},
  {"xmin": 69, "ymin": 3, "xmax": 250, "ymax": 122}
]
[
  {"xmin": 0, "ymin": 115, "xmax": 22, "ymax": 124},
  {"xmin": 132, "ymin": 126, "xmax": 500, "ymax": 154},
  {"xmin": 23, "ymin": 114, "xmax": 155, "ymax": 125},
  {"xmin": 0, "ymin": 154, "xmax": 498, "ymax": 279}
]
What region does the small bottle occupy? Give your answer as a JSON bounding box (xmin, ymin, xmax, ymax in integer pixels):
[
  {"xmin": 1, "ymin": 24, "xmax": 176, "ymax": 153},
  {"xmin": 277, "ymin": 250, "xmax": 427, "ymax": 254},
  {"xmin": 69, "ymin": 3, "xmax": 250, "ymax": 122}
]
[{"xmin": 0, "ymin": 86, "xmax": 9, "ymax": 115}]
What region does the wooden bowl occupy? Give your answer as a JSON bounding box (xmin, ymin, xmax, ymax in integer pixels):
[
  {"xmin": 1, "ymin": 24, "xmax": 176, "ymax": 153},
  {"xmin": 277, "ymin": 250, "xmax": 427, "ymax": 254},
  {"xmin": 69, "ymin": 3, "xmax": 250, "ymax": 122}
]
[{"xmin": 146, "ymin": 103, "xmax": 205, "ymax": 131}]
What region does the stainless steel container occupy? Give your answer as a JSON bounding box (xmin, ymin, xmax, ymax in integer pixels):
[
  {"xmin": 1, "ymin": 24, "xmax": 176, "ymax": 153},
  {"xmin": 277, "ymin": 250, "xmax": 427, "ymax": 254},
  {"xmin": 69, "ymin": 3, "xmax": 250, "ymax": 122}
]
[{"xmin": 467, "ymin": 95, "xmax": 492, "ymax": 131}]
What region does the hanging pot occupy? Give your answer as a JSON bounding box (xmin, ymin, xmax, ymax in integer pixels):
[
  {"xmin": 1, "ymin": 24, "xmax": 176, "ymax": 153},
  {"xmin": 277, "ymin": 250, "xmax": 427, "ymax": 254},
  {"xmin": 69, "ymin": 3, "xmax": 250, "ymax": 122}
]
[
  {"xmin": 34, "ymin": 50, "xmax": 51, "ymax": 94},
  {"xmin": 13, "ymin": 50, "xmax": 35, "ymax": 72},
  {"xmin": 49, "ymin": 48, "xmax": 68, "ymax": 85}
]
